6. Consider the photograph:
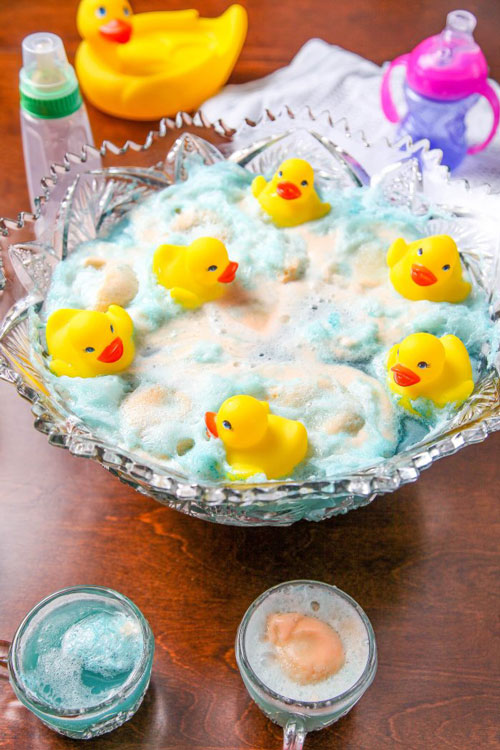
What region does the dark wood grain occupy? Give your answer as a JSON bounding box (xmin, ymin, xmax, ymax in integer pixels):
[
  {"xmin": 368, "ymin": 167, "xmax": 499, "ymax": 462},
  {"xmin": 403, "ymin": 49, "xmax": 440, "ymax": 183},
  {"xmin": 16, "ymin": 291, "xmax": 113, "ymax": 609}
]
[{"xmin": 1, "ymin": 1, "xmax": 499, "ymax": 748}]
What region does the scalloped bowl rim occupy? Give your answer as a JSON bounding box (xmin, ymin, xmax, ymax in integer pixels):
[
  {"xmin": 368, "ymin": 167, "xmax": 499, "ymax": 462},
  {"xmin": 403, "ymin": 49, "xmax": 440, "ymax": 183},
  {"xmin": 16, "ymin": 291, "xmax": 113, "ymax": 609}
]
[{"xmin": 0, "ymin": 107, "xmax": 499, "ymax": 524}]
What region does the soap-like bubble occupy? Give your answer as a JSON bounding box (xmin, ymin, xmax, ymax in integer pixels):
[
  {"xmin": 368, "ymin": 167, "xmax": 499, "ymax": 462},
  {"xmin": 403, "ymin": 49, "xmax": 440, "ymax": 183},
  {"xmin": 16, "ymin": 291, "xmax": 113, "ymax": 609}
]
[{"xmin": 61, "ymin": 611, "xmax": 143, "ymax": 679}]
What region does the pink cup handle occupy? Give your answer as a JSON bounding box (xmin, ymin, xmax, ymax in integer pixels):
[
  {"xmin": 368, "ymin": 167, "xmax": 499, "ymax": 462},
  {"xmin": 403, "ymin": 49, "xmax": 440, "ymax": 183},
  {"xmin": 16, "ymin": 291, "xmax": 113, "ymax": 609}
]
[
  {"xmin": 467, "ymin": 82, "xmax": 500, "ymax": 155},
  {"xmin": 381, "ymin": 55, "xmax": 409, "ymax": 123}
]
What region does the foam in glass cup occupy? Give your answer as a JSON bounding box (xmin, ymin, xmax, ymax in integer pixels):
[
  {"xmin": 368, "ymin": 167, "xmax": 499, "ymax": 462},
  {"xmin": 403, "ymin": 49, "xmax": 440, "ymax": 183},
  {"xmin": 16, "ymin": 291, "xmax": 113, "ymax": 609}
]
[
  {"xmin": 236, "ymin": 580, "xmax": 377, "ymax": 749},
  {"xmin": 0, "ymin": 586, "xmax": 154, "ymax": 739}
]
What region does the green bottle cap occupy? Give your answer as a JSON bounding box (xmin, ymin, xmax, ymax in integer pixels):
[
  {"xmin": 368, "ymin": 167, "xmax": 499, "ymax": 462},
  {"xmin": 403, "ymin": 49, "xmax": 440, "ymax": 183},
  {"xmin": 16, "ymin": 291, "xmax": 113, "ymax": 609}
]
[{"xmin": 20, "ymin": 33, "xmax": 83, "ymax": 119}]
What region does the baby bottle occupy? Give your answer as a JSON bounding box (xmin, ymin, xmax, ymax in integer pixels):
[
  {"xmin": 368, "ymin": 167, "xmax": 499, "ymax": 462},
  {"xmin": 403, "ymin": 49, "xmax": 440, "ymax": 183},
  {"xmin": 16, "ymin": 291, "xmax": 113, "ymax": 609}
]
[
  {"xmin": 381, "ymin": 10, "xmax": 499, "ymax": 170},
  {"xmin": 19, "ymin": 33, "xmax": 95, "ymax": 210}
]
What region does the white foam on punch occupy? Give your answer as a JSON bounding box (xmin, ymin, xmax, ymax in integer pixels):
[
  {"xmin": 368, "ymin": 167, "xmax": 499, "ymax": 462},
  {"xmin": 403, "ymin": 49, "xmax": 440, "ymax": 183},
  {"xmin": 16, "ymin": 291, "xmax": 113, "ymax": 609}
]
[
  {"xmin": 21, "ymin": 598, "xmax": 144, "ymax": 711},
  {"xmin": 245, "ymin": 583, "xmax": 370, "ymax": 703}
]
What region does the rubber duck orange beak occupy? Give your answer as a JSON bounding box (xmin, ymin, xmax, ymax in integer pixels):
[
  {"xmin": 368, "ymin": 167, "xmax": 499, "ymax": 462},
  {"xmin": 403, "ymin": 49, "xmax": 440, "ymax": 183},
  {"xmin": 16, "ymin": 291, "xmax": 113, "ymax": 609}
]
[
  {"xmin": 411, "ymin": 263, "xmax": 437, "ymax": 286},
  {"xmin": 276, "ymin": 182, "xmax": 301, "ymax": 200},
  {"xmin": 391, "ymin": 364, "xmax": 421, "ymax": 387},
  {"xmin": 217, "ymin": 261, "xmax": 238, "ymax": 284},
  {"xmin": 99, "ymin": 19, "xmax": 133, "ymax": 43},
  {"xmin": 97, "ymin": 337, "xmax": 124, "ymax": 363},
  {"xmin": 205, "ymin": 412, "xmax": 218, "ymax": 438}
]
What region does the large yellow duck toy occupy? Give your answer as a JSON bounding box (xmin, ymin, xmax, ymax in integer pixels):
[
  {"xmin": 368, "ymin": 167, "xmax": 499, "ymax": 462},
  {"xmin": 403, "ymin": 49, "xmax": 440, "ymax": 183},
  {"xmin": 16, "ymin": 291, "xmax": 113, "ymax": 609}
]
[
  {"xmin": 205, "ymin": 395, "xmax": 308, "ymax": 480},
  {"xmin": 387, "ymin": 332, "xmax": 474, "ymax": 411},
  {"xmin": 251, "ymin": 158, "xmax": 331, "ymax": 228},
  {"xmin": 46, "ymin": 304, "xmax": 135, "ymax": 378},
  {"xmin": 153, "ymin": 236, "xmax": 238, "ymax": 309},
  {"xmin": 387, "ymin": 234, "xmax": 471, "ymax": 303},
  {"xmin": 75, "ymin": 0, "xmax": 247, "ymax": 120}
]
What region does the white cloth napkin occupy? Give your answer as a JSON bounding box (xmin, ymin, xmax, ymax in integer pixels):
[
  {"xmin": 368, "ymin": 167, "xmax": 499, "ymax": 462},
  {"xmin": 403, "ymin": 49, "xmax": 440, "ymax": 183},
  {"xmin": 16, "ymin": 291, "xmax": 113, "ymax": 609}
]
[{"xmin": 202, "ymin": 39, "xmax": 500, "ymax": 190}]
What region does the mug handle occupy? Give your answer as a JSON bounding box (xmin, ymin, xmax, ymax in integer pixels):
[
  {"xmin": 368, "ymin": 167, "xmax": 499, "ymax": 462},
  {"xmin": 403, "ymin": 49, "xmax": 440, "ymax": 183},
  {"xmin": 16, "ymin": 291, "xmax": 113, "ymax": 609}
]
[
  {"xmin": 0, "ymin": 640, "xmax": 10, "ymax": 677},
  {"xmin": 283, "ymin": 718, "xmax": 307, "ymax": 750},
  {"xmin": 381, "ymin": 55, "xmax": 410, "ymax": 123},
  {"xmin": 467, "ymin": 82, "xmax": 500, "ymax": 155}
]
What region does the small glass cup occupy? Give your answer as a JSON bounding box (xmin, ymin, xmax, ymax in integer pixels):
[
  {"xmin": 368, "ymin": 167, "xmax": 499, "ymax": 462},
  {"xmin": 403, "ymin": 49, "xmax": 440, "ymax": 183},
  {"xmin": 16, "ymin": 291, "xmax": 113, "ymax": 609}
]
[
  {"xmin": 1, "ymin": 586, "xmax": 154, "ymax": 739},
  {"xmin": 236, "ymin": 580, "xmax": 377, "ymax": 749}
]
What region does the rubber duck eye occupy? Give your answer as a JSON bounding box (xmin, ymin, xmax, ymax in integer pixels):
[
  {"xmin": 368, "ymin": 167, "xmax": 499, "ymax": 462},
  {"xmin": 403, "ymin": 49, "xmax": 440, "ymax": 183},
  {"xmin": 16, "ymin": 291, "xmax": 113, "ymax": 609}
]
[
  {"xmin": 85, "ymin": 346, "xmax": 95, "ymax": 353},
  {"xmin": 110, "ymin": 324, "xmax": 114, "ymax": 333},
  {"xmin": 442, "ymin": 264, "xmax": 451, "ymax": 271},
  {"xmin": 95, "ymin": 6, "xmax": 107, "ymax": 17},
  {"xmin": 417, "ymin": 248, "xmax": 423, "ymax": 256},
  {"xmin": 301, "ymin": 180, "xmax": 308, "ymax": 186},
  {"xmin": 208, "ymin": 265, "xmax": 218, "ymax": 272},
  {"xmin": 123, "ymin": 6, "xmax": 130, "ymax": 14},
  {"xmin": 278, "ymin": 171, "xmax": 283, "ymax": 178},
  {"xmin": 417, "ymin": 361, "xmax": 429, "ymax": 368},
  {"xmin": 222, "ymin": 420, "xmax": 232, "ymax": 430}
]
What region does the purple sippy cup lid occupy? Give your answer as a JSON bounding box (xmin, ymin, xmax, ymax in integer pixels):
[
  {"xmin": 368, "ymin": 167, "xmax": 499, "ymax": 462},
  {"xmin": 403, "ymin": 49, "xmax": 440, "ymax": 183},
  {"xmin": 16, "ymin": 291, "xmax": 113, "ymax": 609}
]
[{"xmin": 405, "ymin": 10, "xmax": 489, "ymax": 100}]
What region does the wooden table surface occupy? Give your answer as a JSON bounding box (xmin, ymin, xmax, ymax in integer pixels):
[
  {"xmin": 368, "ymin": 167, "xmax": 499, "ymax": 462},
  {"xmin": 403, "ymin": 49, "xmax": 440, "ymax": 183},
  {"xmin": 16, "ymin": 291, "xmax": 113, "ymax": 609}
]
[{"xmin": 1, "ymin": 1, "xmax": 499, "ymax": 748}]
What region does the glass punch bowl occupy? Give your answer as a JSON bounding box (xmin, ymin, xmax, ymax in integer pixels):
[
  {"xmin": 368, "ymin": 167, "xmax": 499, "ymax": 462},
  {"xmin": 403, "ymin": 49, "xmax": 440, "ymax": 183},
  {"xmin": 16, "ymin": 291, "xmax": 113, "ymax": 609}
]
[{"xmin": 1, "ymin": 109, "xmax": 499, "ymax": 525}]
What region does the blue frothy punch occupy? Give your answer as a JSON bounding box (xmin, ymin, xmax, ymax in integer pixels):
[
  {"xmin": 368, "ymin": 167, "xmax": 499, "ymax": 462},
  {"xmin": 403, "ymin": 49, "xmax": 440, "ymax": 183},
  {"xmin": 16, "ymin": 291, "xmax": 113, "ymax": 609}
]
[{"xmin": 3, "ymin": 587, "xmax": 154, "ymax": 739}]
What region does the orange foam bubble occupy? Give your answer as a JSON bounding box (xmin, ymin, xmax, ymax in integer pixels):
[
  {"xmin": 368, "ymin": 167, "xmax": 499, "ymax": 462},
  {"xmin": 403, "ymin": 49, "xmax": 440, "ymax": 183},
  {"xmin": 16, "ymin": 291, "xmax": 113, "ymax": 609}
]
[{"xmin": 267, "ymin": 612, "xmax": 345, "ymax": 685}]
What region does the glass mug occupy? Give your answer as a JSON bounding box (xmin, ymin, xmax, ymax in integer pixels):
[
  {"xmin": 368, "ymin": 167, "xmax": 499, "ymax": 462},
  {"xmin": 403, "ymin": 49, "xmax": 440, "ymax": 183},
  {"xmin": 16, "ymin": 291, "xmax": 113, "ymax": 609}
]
[
  {"xmin": 0, "ymin": 586, "xmax": 154, "ymax": 739},
  {"xmin": 236, "ymin": 580, "xmax": 377, "ymax": 749}
]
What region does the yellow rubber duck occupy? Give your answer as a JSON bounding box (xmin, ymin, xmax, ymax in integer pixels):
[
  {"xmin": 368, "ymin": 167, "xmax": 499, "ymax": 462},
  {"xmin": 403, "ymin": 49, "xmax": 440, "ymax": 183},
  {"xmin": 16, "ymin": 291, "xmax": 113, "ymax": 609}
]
[
  {"xmin": 46, "ymin": 304, "xmax": 135, "ymax": 378},
  {"xmin": 251, "ymin": 158, "xmax": 331, "ymax": 227},
  {"xmin": 387, "ymin": 332, "xmax": 474, "ymax": 410},
  {"xmin": 153, "ymin": 237, "xmax": 238, "ymax": 309},
  {"xmin": 205, "ymin": 395, "xmax": 308, "ymax": 480},
  {"xmin": 75, "ymin": 0, "xmax": 247, "ymax": 120},
  {"xmin": 387, "ymin": 234, "xmax": 471, "ymax": 303}
]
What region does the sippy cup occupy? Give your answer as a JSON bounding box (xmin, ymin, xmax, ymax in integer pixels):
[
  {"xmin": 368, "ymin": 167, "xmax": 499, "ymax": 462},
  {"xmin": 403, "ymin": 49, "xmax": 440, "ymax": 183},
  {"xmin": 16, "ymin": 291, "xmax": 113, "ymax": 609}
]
[{"xmin": 381, "ymin": 10, "xmax": 499, "ymax": 170}]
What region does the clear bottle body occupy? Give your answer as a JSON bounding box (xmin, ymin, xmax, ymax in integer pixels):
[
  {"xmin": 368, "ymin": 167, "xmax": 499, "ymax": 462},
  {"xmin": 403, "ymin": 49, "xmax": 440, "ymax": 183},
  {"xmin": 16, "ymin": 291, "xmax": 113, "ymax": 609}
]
[
  {"xmin": 399, "ymin": 84, "xmax": 478, "ymax": 170},
  {"xmin": 20, "ymin": 103, "xmax": 95, "ymax": 211}
]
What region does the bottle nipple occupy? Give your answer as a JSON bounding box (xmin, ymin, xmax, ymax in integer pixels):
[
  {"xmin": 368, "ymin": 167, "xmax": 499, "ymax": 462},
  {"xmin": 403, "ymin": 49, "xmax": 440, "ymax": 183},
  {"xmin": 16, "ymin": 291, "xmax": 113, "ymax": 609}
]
[
  {"xmin": 445, "ymin": 9, "xmax": 477, "ymax": 36},
  {"xmin": 22, "ymin": 33, "xmax": 69, "ymax": 91},
  {"xmin": 435, "ymin": 10, "xmax": 478, "ymax": 67}
]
